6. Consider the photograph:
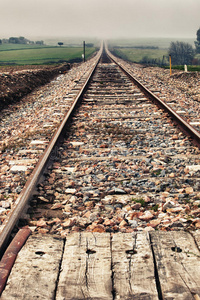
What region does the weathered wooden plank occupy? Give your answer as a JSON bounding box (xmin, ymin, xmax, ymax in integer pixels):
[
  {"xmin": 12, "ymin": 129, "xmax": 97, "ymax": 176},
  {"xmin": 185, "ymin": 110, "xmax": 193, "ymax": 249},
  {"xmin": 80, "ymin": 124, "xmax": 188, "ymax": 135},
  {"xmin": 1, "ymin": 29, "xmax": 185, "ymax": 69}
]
[
  {"xmin": 1, "ymin": 235, "xmax": 64, "ymax": 300},
  {"xmin": 150, "ymin": 231, "xmax": 200, "ymax": 299},
  {"xmin": 56, "ymin": 232, "xmax": 112, "ymax": 300},
  {"xmin": 112, "ymin": 232, "xmax": 158, "ymax": 299}
]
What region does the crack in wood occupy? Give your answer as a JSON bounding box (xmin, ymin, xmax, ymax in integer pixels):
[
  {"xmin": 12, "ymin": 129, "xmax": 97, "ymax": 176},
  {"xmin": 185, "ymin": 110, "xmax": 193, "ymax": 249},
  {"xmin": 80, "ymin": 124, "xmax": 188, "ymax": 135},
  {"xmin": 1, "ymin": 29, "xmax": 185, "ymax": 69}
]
[
  {"xmin": 148, "ymin": 233, "xmax": 164, "ymax": 300},
  {"xmin": 126, "ymin": 249, "xmax": 134, "ymax": 296},
  {"xmin": 85, "ymin": 238, "xmax": 97, "ymax": 296},
  {"xmin": 78, "ymin": 231, "xmax": 82, "ymax": 247},
  {"xmin": 110, "ymin": 234, "xmax": 116, "ymax": 300},
  {"xmin": 125, "ymin": 234, "xmax": 138, "ymax": 296},
  {"xmin": 85, "ymin": 239, "xmax": 89, "ymax": 291},
  {"xmin": 53, "ymin": 238, "xmax": 66, "ymax": 300}
]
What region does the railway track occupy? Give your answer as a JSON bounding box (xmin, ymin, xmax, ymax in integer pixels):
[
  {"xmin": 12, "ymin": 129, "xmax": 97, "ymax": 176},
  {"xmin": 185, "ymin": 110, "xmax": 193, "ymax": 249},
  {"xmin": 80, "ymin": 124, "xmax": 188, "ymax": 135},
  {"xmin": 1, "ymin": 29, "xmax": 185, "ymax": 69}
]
[
  {"xmin": 0, "ymin": 44, "xmax": 200, "ymax": 299},
  {"xmin": 110, "ymin": 55, "xmax": 200, "ymax": 133}
]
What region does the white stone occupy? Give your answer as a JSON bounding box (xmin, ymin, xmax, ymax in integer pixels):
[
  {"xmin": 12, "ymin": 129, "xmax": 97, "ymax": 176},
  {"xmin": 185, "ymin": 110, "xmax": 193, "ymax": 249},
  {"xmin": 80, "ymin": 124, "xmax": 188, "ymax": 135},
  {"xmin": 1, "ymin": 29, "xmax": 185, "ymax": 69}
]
[
  {"xmin": 9, "ymin": 159, "xmax": 36, "ymax": 165},
  {"xmin": 70, "ymin": 142, "xmax": 84, "ymax": 146},
  {"xmin": 17, "ymin": 150, "xmax": 42, "ymax": 154},
  {"xmin": 194, "ymin": 200, "xmax": 200, "ymax": 206},
  {"xmin": 52, "ymin": 113, "xmax": 64, "ymax": 116},
  {"xmin": 65, "ymin": 188, "xmax": 76, "ymax": 194},
  {"xmin": 102, "ymin": 195, "xmax": 130, "ymax": 204},
  {"xmin": 43, "ymin": 124, "xmax": 54, "ymax": 128},
  {"xmin": 10, "ymin": 165, "xmax": 28, "ymax": 172},
  {"xmin": 190, "ymin": 122, "xmax": 200, "ymax": 125},
  {"xmin": 30, "ymin": 140, "xmax": 48, "ymax": 145},
  {"xmin": 186, "ymin": 165, "xmax": 200, "ymax": 172},
  {"xmin": 65, "ymin": 167, "xmax": 75, "ymax": 173},
  {"xmin": 163, "ymin": 200, "xmax": 176, "ymax": 212},
  {"xmin": 1, "ymin": 201, "xmax": 11, "ymax": 208},
  {"xmin": 158, "ymin": 213, "xmax": 167, "ymax": 219},
  {"xmin": 177, "ymin": 111, "xmax": 186, "ymax": 114}
]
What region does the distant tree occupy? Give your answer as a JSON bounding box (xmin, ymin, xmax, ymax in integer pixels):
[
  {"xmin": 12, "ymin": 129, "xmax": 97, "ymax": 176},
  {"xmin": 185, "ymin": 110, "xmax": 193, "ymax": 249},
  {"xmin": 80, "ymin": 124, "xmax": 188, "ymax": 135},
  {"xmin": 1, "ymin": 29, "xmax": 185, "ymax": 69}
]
[
  {"xmin": 19, "ymin": 36, "xmax": 26, "ymax": 44},
  {"xmin": 194, "ymin": 28, "xmax": 200, "ymax": 53},
  {"xmin": 36, "ymin": 40, "xmax": 44, "ymax": 45},
  {"xmin": 168, "ymin": 41, "xmax": 195, "ymax": 65},
  {"xmin": 58, "ymin": 42, "xmax": 64, "ymax": 47},
  {"xmin": 0, "ymin": 39, "xmax": 2, "ymax": 44},
  {"xmin": 86, "ymin": 43, "xmax": 94, "ymax": 47},
  {"xmin": 9, "ymin": 37, "xmax": 19, "ymax": 44},
  {"xmin": 8, "ymin": 36, "xmax": 30, "ymax": 44}
]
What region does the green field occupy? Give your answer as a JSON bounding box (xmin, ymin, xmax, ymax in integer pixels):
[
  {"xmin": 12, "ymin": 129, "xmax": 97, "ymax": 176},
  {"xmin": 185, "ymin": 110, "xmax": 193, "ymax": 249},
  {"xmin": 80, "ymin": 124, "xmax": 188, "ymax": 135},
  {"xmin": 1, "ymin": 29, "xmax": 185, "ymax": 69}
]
[
  {"xmin": 108, "ymin": 37, "xmax": 195, "ymax": 49},
  {"xmin": 112, "ymin": 47, "xmax": 200, "ymax": 71},
  {"xmin": 0, "ymin": 44, "xmax": 96, "ymax": 65},
  {"xmin": 108, "ymin": 37, "xmax": 200, "ymax": 68},
  {"xmin": 112, "ymin": 48, "xmax": 168, "ymax": 63}
]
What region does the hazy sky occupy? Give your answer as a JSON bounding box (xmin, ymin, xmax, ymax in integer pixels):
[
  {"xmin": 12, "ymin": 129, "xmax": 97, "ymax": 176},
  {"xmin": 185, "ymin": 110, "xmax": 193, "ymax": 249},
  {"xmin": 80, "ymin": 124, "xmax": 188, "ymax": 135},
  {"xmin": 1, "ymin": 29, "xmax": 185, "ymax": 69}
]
[{"xmin": 0, "ymin": 0, "xmax": 199, "ymax": 39}]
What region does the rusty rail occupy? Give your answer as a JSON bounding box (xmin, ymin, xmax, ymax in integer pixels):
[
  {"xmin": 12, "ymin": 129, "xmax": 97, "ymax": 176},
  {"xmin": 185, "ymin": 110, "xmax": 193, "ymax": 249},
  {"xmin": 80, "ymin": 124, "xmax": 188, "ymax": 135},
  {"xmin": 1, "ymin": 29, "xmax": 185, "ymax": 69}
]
[
  {"xmin": 0, "ymin": 45, "xmax": 103, "ymax": 255},
  {"xmin": 0, "ymin": 227, "xmax": 31, "ymax": 295}
]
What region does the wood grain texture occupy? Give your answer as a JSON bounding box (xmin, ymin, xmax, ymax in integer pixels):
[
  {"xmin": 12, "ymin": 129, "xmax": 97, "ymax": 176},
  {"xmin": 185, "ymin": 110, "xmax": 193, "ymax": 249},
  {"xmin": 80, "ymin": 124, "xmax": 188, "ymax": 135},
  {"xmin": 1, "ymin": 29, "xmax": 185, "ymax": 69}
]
[
  {"xmin": 192, "ymin": 230, "xmax": 200, "ymax": 249},
  {"xmin": 112, "ymin": 232, "xmax": 158, "ymax": 300},
  {"xmin": 150, "ymin": 231, "xmax": 200, "ymax": 300},
  {"xmin": 56, "ymin": 232, "xmax": 113, "ymax": 300},
  {"xmin": 1, "ymin": 235, "xmax": 64, "ymax": 300},
  {"xmin": 2, "ymin": 231, "xmax": 200, "ymax": 299}
]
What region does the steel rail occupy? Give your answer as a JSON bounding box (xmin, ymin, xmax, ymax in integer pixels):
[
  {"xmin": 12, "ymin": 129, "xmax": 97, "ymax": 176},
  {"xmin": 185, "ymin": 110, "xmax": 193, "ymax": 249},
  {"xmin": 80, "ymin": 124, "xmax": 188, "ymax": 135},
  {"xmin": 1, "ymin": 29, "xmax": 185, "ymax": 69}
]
[
  {"xmin": 0, "ymin": 227, "xmax": 31, "ymax": 295},
  {"xmin": 106, "ymin": 44, "xmax": 200, "ymax": 149},
  {"xmin": 0, "ymin": 44, "xmax": 103, "ymax": 254}
]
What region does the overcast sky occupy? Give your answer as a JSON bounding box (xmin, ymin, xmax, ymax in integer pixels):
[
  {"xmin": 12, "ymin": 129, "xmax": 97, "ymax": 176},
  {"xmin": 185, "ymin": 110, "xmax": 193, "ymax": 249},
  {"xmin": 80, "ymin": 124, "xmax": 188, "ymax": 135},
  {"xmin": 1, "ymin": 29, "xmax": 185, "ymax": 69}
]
[{"xmin": 0, "ymin": 0, "xmax": 199, "ymax": 39}]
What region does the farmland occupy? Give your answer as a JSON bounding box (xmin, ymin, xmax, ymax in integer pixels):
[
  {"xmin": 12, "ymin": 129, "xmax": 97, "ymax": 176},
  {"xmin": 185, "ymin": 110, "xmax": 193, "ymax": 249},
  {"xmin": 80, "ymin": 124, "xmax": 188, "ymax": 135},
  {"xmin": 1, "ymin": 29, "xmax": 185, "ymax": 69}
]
[
  {"xmin": 0, "ymin": 44, "xmax": 96, "ymax": 65},
  {"xmin": 111, "ymin": 47, "xmax": 167, "ymax": 63},
  {"xmin": 108, "ymin": 37, "xmax": 200, "ymax": 70},
  {"xmin": 108, "ymin": 37, "xmax": 195, "ymax": 49}
]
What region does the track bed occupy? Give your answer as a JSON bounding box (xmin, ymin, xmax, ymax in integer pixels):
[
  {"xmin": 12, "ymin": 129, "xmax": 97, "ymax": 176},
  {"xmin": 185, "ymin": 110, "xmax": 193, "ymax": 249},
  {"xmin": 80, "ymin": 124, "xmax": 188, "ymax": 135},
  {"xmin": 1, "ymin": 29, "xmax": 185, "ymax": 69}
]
[{"xmin": 28, "ymin": 60, "xmax": 200, "ymax": 235}]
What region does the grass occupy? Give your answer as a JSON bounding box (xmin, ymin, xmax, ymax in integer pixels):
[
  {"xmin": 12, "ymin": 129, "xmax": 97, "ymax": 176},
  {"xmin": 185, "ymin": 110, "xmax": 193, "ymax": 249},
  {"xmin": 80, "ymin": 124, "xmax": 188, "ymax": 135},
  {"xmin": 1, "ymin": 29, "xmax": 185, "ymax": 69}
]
[
  {"xmin": 132, "ymin": 198, "xmax": 147, "ymax": 207},
  {"xmin": 151, "ymin": 169, "xmax": 162, "ymax": 176},
  {"xmin": 108, "ymin": 38, "xmax": 200, "ymax": 69},
  {"xmin": 164, "ymin": 65, "xmax": 200, "ymax": 71},
  {"xmin": 108, "ymin": 37, "xmax": 195, "ymax": 49},
  {"xmin": 112, "ymin": 48, "xmax": 167, "ymax": 63},
  {"xmin": 131, "ymin": 198, "xmax": 159, "ymax": 212},
  {"xmin": 0, "ymin": 44, "xmax": 96, "ymax": 65},
  {"xmin": 152, "ymin": 204, "xmax": 159, "ymax": 212},
  {"xmin": 111, "ymin": 47, "xmax": 200, "ymax": 70},
  {"xmin": 0, "ymin": 44, "xmax": 47, "ymax": 51}
]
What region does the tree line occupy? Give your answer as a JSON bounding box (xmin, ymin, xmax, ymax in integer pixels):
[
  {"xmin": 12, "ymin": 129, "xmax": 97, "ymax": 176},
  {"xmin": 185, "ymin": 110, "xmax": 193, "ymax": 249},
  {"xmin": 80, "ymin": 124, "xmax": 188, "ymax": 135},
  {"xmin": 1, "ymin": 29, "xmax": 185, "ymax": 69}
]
[
  {"xmin": 0, "ymin": 36, "xmax": 44, "ymax": 45},
  {"xmin": 168, "ymin": 28, "xmax": 200, "ymax": 65}
]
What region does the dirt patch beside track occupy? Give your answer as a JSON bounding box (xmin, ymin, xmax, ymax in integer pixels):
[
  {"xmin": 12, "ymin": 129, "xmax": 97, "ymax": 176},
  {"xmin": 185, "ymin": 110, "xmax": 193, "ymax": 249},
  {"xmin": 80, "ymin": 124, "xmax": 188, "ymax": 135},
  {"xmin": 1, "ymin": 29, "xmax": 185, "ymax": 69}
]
[{"xmin": 0, "ymin": 64, "xmax": 70, "ymax": 110}]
